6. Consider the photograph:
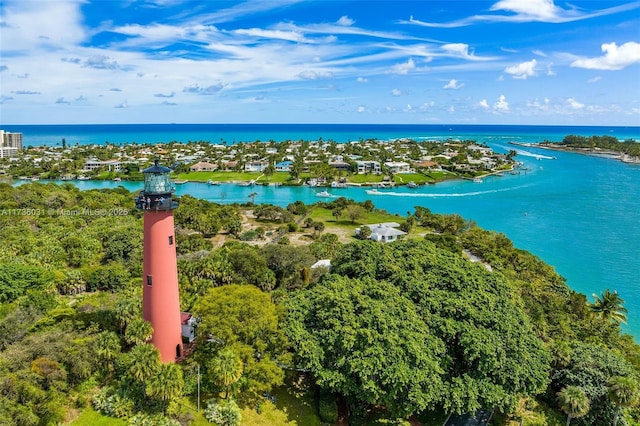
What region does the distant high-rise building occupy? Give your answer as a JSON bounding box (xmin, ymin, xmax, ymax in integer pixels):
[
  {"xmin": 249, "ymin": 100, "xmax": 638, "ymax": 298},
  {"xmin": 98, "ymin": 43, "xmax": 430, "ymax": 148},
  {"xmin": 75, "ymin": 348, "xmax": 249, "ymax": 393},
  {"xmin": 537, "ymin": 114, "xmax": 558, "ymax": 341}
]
[{"xmin": 0, "ymin": 130, "xmax": 23, "ymax": 158}]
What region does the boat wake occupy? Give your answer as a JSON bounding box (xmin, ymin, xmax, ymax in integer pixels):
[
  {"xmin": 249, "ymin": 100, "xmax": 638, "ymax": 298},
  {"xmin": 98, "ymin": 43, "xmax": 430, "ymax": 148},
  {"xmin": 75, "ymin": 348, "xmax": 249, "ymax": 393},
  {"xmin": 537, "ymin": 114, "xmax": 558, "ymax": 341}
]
[
  {"xmin": 365, "ymin": 184, "xmax": 532, "ymax": 198},
  {"xmin": 496, "ymin": 144, "xmax": 556, "ymax": 160}
]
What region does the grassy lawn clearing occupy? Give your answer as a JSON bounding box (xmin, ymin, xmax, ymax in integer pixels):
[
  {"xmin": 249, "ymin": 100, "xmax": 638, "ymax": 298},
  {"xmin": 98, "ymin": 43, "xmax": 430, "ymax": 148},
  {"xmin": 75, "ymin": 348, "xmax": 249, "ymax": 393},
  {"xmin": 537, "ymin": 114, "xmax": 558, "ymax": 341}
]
[
  {"xmin": 347, "ymin": 174, "xmax": 384, "ymax": 184},
  {"xmin": 68, "ymin": 407, "xmax": 126, "ymax": 426},
  {"xmin": 174, "ymin": 171, "xmax": 262, "ymax": 182},
  {"xmin": 308, "ymin": 206, "xmax": 405, "ymax": 227}
]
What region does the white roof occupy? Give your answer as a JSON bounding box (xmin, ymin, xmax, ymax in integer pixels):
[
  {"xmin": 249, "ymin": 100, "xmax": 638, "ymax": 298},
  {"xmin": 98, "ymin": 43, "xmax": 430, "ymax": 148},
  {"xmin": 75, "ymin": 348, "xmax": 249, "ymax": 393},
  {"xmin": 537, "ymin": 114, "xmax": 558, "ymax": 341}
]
[
  {"xmin": 364, "ymin": 222, "xmax": 401, "ymax": 229},
  {"xmin": 371, "ymin": 227, "xmax": 406, "ymax": 237},
  {"xmin": 311, "ymin": 259, "xmax": 331, "ymax": 269}
]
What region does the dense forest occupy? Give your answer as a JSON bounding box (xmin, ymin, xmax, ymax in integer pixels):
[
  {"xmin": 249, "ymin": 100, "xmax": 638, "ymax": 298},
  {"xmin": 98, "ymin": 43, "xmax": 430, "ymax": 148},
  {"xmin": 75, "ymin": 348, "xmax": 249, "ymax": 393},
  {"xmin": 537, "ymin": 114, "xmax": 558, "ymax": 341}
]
[{"xmin": 0, "ymin": 182, "xmax": 638, "ymax": 426}]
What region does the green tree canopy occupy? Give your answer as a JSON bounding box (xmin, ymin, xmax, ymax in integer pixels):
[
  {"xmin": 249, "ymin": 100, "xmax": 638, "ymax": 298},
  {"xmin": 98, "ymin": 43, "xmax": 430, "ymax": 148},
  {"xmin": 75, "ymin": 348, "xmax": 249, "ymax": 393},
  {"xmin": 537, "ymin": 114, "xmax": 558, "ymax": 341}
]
[
  {"xmin": 193, "ymin": 285, "xmax": 287, "ymax": 400},
  {"xmin": 552, "ymin": 342, "xmax": 637, "ymax": 426},
  {"xmin": 326, "ymin": 240, "xmax": 550, "ymax": 415},
  {"xmin": 285, "ymin": 274, "xmax": 445, "ymax": 417}
]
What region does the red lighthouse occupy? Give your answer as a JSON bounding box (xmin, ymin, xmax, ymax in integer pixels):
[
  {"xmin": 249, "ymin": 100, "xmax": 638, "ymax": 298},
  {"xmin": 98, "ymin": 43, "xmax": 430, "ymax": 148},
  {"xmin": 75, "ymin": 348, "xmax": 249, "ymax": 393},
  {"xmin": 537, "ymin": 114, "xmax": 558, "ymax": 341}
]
[{"xmin": 136, "ymin": 159, "xmax": 182, "ymax": 362}]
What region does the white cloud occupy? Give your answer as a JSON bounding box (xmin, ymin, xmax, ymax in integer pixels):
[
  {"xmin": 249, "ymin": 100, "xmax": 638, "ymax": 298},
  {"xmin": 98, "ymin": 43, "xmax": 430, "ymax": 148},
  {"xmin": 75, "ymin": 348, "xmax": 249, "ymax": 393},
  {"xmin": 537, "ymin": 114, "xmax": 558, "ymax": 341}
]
[
  {"xmin": 588, "ymin": 76, "xmax": 602, "ymax": 83},
  {"xmin": 389, "ymin": 58, "xmax": 416, "ymax": 75},
  {"xmin": 490, "ymin": 0, "xmax": 563, "ymax": 21},
  {"xmin": 405, "ymin": 104, "xmax": 414, "ymax": 112},
  {"xmin": 571, "ymin": 42, "xmax": 640, "ymax": 70},
  {"xmin": 419, "ymin": 101, "xmax": 435, "ymax": 111},
  {"xmin": 443, "ymin": 79, "xmax": 463, "ymax": 89},
  {"xmin": 505, "ymin": 59, "xmax": 537, "ymax": 79},
  {"xmin": 233, "ymin": 28, "xmax": 311, "ymax": 43},
  {"xmin": 527, "ymin": 98, "xmax": 551, "ymax": 112},
  {"xmin": 337, "ymin": 16, "xmax": 354, "ymax": 26},
  {"xmin": 391, "ymin": 88, "xmax": 402, "ymax": 96},
  {"xmin": 357, "ymin": 105, "xmax": 366, "ymax": 113},
  {"xmin": 183, "ymin": 83, "xmax": 224, "ymax": 94},
  {"xmin": 546, "ymin": 63, "xmax": 555, "ymax": 76},
  {"xmin": 494, "ymin": 94, "xmax": 509, "ymax": 112},
  {"xmin": 0, "ymin": 0, "xmax": 86, "ymax": 51},
  {"xmin": 83, "ymin": 55, "xmax": 120, "ymax": 70},
  {"xmin": 297, "ymin": 70, "xmax": 334, "ymax": 80},
  {"xmin": 532, "ymin": 49, "xmax": 547, "ymax": 57},
  {"xmin": 441, "ymin": 43, "xmax": 491, "ymax": 61},
  {"xmin": 357, "ymin": 77, "xmax": 368, "ymax": 83},
  {"xmin": 406, "ymin": 0, "xmax": 640, "ymax": 27},
  {"xmin": 567, "ymin": 98, "xmax": 584, "ymax": 109},
  {"xmin": 478, "ymin": 99, "xmax": 490, "ymax": 109}
]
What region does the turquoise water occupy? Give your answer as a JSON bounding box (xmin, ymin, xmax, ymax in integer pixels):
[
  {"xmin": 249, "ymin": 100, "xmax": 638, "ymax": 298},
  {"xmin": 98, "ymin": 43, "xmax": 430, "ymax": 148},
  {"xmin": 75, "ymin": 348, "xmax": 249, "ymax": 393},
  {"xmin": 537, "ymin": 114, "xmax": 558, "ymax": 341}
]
[
  {"xmin": 4, "ymin": 123, "xmax": 640, "ymax": 146},
  {"xmin": 6, "ymin": 124, "xmax": 640, "ymax": 339}
]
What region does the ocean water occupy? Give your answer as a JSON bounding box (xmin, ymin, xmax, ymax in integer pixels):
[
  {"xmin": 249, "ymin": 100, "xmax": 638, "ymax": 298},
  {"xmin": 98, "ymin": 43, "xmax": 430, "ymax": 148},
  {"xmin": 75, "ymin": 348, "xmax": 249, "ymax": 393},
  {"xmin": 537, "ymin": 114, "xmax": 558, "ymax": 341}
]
[
  {"xmin": 5, "ymin": 124, "xmax": 640, "ymax": 339},
  {"xmin": 3, "ymin": 123, "xmax": 640, "ymax": 147}
]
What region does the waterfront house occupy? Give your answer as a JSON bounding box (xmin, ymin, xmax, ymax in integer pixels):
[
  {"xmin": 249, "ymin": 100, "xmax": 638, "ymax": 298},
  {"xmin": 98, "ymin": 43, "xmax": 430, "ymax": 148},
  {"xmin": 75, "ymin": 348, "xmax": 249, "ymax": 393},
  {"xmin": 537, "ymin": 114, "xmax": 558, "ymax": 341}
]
[
  {"xmin": 329, "ymin": 160, "xmax": 351, "ymax": 172},
  {"xmin": 384, "ymin": 161, "xmax": 411, "ymax": 174},
  {"xmin": 355, "ymin": 160, "xmax": 381, "ymax": 174},
  {"xmin": 275, "ymin": 161, "xmax": 293, "ymax": 172},
  {"xmin": 221, "ymin": 160, "xmax": 238, "ymax": 170},
  {"xmin": 189, "ymin": 161, "xmax": 217, "ymax": 172},
  {"xmin": 83, "ymin": 159, "xmax": 123, "ymax": 172},
  {"xmin": 244, "ymin": 159, "xmax": 269, "ymax": 172}
]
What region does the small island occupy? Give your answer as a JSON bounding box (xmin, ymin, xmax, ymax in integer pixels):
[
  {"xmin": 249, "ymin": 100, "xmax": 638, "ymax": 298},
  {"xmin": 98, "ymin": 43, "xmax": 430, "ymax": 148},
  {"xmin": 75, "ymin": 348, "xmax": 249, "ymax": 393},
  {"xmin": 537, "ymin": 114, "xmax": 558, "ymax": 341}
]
[{"xmin": 511, "ymin": 134, "xmax": 640, "ymax": 164}]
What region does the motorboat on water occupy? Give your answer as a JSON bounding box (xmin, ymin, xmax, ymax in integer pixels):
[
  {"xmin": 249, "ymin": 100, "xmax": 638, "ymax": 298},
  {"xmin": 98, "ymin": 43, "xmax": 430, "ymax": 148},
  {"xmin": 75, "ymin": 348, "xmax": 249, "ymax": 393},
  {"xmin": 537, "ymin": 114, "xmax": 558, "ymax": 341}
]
[
  {"xmin": 407, "ymin": 181, "xmax": 418, "ymax": 188},
  {"xmin": 316, "ymin": 190, "xmax": 333, "ymax": 197}
]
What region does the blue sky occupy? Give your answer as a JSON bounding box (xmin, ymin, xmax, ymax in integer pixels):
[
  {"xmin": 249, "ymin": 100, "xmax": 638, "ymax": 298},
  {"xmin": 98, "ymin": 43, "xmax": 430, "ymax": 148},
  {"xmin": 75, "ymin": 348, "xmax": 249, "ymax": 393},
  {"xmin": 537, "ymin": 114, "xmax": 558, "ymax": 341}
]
[{"xmin": 1, "ymin": 0, "xmax": 639, "ymax": 125}]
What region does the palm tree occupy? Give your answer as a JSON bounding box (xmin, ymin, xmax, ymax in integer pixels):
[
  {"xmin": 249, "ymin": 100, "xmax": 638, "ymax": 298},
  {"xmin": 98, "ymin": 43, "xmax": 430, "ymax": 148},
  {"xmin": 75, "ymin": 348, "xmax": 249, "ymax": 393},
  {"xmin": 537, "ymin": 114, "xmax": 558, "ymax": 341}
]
[
  {"xmin": 146, "ymin": 362, "xmax": 184, "ymax": 415},
  {"xmin": 124, "ymin": 317, "xmax": 154, "ymax": 347},
  {"xmin": 128, "ymin": 343, "xmax": 160, "ymax": 382},
  {"xmin": 589, "ymin": 289, "xmax": 628, "ymax": 323},
  {"xmin": 608, "ymin": 376, "xmax": 639, "ymax": 426},
  {"xmin": 95, "ymin": 331, "xmax": 120, "ymax": 374},
  {"xmin": 557, "ymin": 386, "xmax": 590, "ymax": 426},
  {"xmin": 114, "ymin": 298, "xmax": 138, "ymax": 334},
  {"xmin": 208, "ymin": 348, "xmax": 243, "ymax": 399}
]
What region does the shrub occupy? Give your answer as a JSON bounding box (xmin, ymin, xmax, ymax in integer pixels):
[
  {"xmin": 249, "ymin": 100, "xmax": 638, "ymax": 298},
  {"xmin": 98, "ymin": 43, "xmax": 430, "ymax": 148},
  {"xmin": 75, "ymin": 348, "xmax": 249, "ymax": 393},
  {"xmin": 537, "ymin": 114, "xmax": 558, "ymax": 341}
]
[
  {"xmin": 128, "ymin": 413, "xmax": 180, "ymax": 426},
  {"xmin": 287, "ymin": 201, "xmax": 308, "ymax": 215},
  {"xmin": 239, "ymin": 230, "xmax": 258, "ymax": 241},
  {"xmin": 204, "ymin": 399, "xmax": 242, "ymax": 426},
  {"xmin": 92, "ymin": 386, "xmax": 135, "ymax": 419}
]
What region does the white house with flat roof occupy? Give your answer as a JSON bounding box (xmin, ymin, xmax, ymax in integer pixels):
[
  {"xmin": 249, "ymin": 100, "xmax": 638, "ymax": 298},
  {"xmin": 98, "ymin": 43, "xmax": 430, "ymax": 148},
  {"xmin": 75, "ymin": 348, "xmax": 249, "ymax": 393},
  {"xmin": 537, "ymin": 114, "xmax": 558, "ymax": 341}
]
[
  {"xmin": 384, "ymin": 161, "xmax": 411, "ymax": 174},
  {"xmin": 355, "ymin": 222, "xmax": 407, "ymax": 243}
]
